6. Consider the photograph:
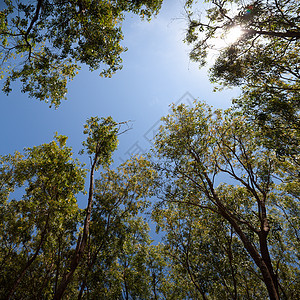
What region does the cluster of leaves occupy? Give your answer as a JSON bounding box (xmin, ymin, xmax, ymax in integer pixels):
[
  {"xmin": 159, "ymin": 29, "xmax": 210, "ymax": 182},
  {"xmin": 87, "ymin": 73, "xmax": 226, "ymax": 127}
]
[
  {"xmin": 184, "ymin": 0, "xmax": 300, "ymax": 159},
  {"xmin": 175, "ymin": 4, "xmax": 299, "ymax": 297},
  {"xmin": 0, "ymin": 0, "xmax": 163, "ymax": 107},
  {"xmin": 80, "ymin": 116, "xmax": 119, "ymax": 168},
  {"xmin": 0, "ymin": 135, "xmax": 86, "ymax": 298}
]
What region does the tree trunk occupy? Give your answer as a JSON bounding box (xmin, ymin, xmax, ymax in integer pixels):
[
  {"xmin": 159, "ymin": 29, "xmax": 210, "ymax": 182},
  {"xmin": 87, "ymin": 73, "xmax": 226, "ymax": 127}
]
[
  {"xmin": 218, "ymin": 207, "xmax": 280, "ymax": 300},
  {"xmin": 201, "ymin": 167, "xmax": 280, "ymax": 300},
  {"xmin": 53, "ymin": 157, "xmax": 97, "ymax": 300}
]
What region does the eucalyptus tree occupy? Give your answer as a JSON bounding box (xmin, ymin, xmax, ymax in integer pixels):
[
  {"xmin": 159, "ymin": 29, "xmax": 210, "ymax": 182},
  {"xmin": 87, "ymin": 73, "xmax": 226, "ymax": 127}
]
[
  {"xmin": 0, "ymin": 134, "xmax": 86, "ymax": 299},
  {"xmin": 153, "ymin": 201, "xmax": 268, "ymax": 299},
  {"xmin": 0, "ymin": 117, "xmax": 159, "ymax": 299},
  {"xmin": 184, "ymin": 0, "xmax": 300, "ymax": 158},
  {"xmin": 152, "ymin": 102, "xmax": 300, "ymax": 300},
  {"xmin": 76, "ymin": 156, "xmax": 159, "ymax": 299},
  {"xmin": 0, "ymin": 0, "xmax": 162, "ymax": 107},
  {"xmin": 53, "ymin": 116, "xmax": 122, "ymax": 299}
]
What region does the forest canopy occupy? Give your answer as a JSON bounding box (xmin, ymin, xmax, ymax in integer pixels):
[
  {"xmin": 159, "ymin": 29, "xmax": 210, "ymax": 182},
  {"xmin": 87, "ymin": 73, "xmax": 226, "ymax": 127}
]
[
  {"xmin": 0, "ymin": 0, "xmax": 299, "ymax": 299},
  {"xmin": 0, "ymin": 0, "xmax": 163, "ymax": 107},
  {"xmin": 0, "ymin": 107, "xmax": 299, "ymax": 299},
  {"xmin": 184, "ymin": 0, "xmax": 300, "ymax": 158}
]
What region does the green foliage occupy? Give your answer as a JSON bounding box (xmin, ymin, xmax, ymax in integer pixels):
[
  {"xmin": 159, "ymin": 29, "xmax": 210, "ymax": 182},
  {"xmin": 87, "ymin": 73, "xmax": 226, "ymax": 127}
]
[
  {"xmin": 0, "ymin": 108, "xmax": 299, "ymax": 299},
  {"xmin": 184, "ymin": 0, "xmax": 300, "ymax": 158},
  {"xmin": 151, "ymin": 102, "xmax": 300, "ymax": 299},
  {"xmin": 153, "ymin": 204, "xmax": 268, "ymax": 299},
  {"xmin": 0, "ymin": 123, "xmax": 162, "ymax": 299},
  {"xmin": 0, "ymin": 0, "xmax": 163, "ymax": 107},
  {"xmin": 81, "ymin": 116, "xmax": 119, "ymax": 168},
  {"xmin": 0, "ymin": 136, "xmax": 86, "ymax": 299},
  {"xmin": 71, "ymin": 157, "xmax": 157, "ymax": 299}
]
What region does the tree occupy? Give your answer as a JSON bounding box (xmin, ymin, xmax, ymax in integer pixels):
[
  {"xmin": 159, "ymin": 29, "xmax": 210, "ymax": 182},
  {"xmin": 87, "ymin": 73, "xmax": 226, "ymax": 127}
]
[
  {"xmin": 151, "ymin": 102, "xmax": 300, "ymax": 299},
  {"xmin": 75, "ymin": 156, "xmax": 159, "ymax": 299},
  {"xmin": 153, "ymin": 198, "xmax": 274, "ymax": 299},
  {"xmin": 0, "ymin": 0, "xmax": 162, "ymax": 107},
  {"xmin": 53, "ymin": 116, "xmax": 125, "ymax": 299},
  {"xmin": 184, "ymin": 0, "xmax": 300, "ymax": 158},
  {"xmin": 0, "ymin": 134, "xmax": 86, "ymax": 299},
  {"xmin": 0, "ymin": 117, "xmax": 160, "ymax": 299}
]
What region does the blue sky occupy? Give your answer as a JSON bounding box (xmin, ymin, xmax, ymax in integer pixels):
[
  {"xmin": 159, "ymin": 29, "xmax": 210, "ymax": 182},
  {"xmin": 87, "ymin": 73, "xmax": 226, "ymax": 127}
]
[{"xmin": 1, "ymin": 1, "xmax": 239, "ymax": 201}]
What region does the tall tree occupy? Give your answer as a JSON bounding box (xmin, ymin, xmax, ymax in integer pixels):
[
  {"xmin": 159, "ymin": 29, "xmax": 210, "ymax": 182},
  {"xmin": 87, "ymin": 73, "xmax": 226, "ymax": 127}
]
[
  {"xmin": 75, "ymin": 156, "xmax": 159, "ymax": 299},
  {"xmin": 184, "ymin": 0, "xmax": 300, "ymax": 158},
  {"xmin": 153, "ymin": 201, "xmax": 269, "ymax": 299},
  {"xmin": 0, "ymin": 134, "xmax": 86, "ymax": 299},
  {"xmin": 0, "ymin": 0, "xmax": 162, "ymax": 107},
  {"xmin": 53, "ymin": 116, "xmax": 122, "ymax": 299},
  {"xmin": 152, "ymin": 102, "xmax": 300, "ymax": 299}
]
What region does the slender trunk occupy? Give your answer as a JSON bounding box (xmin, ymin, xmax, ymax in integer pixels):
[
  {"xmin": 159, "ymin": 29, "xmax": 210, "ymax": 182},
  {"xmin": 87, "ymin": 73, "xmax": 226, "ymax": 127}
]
[
  {"xmin": 24, "ymin": 0, "xmax": 43, "ymax": 59},
  {"xmin": 152, "ymin": 273, "xmax": 158, "ymax": 300},
  {"xmin": 186, "ymin": 253, "xmax": 207, "ymax": 298},
  {"xmin": 78, "ymin": 236, "xmax": 92, "ymax": 300},
  {"xmin": 259, "ymin": 230, "xmax": 279, "ymax": 298},
  {"xmin": 227, "ymin": 231, "xmax": 237, "ymax": 300},
  {"xmin": 53, "ymin": 157, "xmax": 97, "ymax": 300},
  {"xmin": 78, "ymin": 277, "xmax": 87, "ymax": 300},
  {"xmin": 78, "ymin": 231, "xmax": 109, "ymax": 299},
  {"xmin": 200, "ymin": 291, "xmax": 208, "ymax": 300},
  {"xmin": 25, "ymin": 0, "xmax": 43, "ymax": 37},
  {"xmin": 243, "ymin": 274, "xmax": 251, "ymax": 300},
  {"xmin": 200, "ymin": 168, "xmax": 280, "ymax": 300},
  {"xmin": 123, "ymin": 266, "xmax": 129, "ymax": 300},
  {"xmin": 218, "ymin": 207, "xmax": 279, "ymax": 300},
  {"xmin": 259, "ymin": 200, "xmax": 279, "ymax": 297},
  {"xmin": 54, "ymin": 235, "xmax": 62, "ymax": 294},
  {"xmin": 38, "ymin": 262, "xmax": 55, "ymax": 298}
]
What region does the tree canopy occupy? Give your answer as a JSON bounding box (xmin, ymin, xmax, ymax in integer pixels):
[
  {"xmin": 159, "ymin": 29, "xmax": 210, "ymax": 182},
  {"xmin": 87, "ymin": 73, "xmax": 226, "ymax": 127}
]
[
  {"xmin": 1, "ymin": 1, "xmax": 300, "ymax": 299},
  {"xmin": 184, "ymin": 0, "xmax": 300, "ymax": 158},
  {"xmin": 0, "ymin": 107, "xmax": 299, "ymax": 299},
  {"xmin": 0, "ymin": 118, "xmax": 161, "ymax": 299},
  {"xmin": 152, "ymin": 102, "xmax": 299, "ymax": 299},
  {"xmin": 0, "ymin": 0, "xmax": 162, "ymax": 107}
]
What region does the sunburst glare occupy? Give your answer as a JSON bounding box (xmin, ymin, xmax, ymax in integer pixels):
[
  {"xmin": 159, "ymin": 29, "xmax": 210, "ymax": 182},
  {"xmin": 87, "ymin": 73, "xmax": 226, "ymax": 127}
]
[{"xmin": 210, "ymin": 26, "xmax": 244, "ymax": 50}]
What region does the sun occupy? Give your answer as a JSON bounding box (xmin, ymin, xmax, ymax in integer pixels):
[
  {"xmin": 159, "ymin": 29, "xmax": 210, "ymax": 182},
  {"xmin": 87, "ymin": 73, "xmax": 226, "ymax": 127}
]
[
  {"xmin": 227, "ymin": 26, "xmax": 244, "ymax": 43},
  {"xmin": 210, "ymin": 26, "xmax": 244, "ymax": 50}
]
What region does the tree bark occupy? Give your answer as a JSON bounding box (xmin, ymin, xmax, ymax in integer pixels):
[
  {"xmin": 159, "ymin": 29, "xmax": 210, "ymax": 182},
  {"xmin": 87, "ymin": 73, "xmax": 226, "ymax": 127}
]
[
  {"xmin": 217, "ymin": 205, "xmax": 279, "ymax": 299},
  {"xmin": 248, "ymin": 29, "xmax": 300, "ymax": 39},
  {"xmin": 53, "ymin": 155, "xmax": 97, "ymax": 300},
  {"xmin": 200, "ymin": 168, "xmax": 280, "ymax": 300}
]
